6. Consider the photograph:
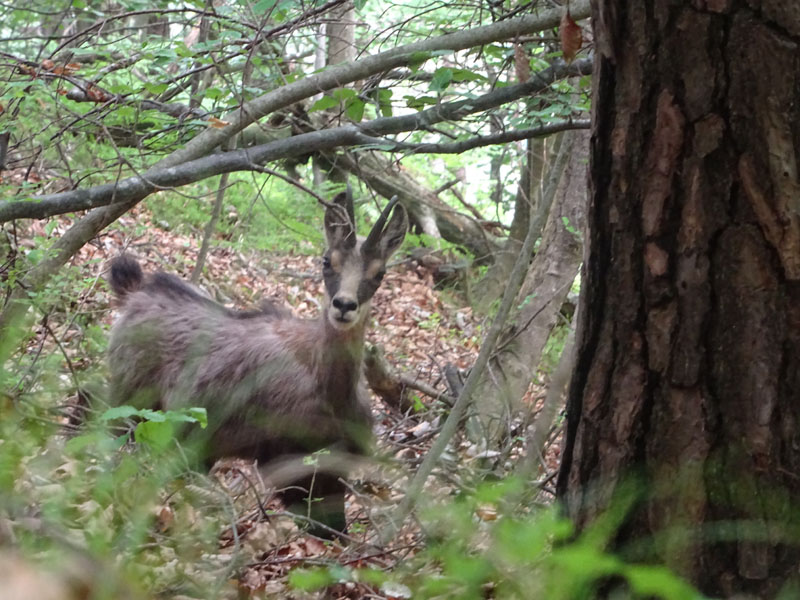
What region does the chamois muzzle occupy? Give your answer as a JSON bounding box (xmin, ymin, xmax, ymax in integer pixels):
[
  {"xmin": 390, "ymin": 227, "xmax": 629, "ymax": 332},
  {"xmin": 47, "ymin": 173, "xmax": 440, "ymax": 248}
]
[{"xmin": 331, "ymin": 295, "xmax": 358, "ymax": 322}]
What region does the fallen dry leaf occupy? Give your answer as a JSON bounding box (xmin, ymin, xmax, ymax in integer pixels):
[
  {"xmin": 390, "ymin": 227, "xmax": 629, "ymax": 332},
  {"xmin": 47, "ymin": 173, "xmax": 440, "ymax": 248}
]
[
  {"xmin": 208, "ymin": 116, "xmax": 230, "ymax": 128},
  {"xmin": 560, "ymin": 9, "xmax": 583, "ymax": 63}
]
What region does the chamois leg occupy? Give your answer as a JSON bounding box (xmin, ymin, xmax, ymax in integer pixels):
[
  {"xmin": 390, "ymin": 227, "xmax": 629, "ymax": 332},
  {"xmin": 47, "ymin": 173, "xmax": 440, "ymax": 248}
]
[{"xmin": 283, "ymin": 472, "xmax": 347, "ymax": 539}]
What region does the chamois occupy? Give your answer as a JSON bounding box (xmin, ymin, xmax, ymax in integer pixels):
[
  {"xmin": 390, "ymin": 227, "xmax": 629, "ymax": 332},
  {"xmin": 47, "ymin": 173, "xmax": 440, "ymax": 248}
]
[{"xmin": 107, "ymin": 189, "xmax": 407, "ymax": 536}]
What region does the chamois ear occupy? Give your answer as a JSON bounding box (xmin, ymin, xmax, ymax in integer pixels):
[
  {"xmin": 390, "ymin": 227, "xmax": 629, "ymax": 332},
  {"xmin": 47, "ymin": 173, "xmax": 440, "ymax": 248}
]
[
  {"xmin": 324, "ymin": 188, "xmax": 356, "ymax": 250},
  {"xmin": 375, "ymin": 203, "xmax": 408, "ymax": 259}
]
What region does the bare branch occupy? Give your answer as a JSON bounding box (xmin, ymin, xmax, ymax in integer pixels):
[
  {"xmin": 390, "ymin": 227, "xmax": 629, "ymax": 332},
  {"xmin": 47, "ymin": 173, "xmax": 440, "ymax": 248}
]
[
  {"xmin": 0, "ymin": 59, "xmax": 591, "ymax": 224},
  {"xmin": 355, "ymin": 119, "xmax": 591, "ymax": 154}
]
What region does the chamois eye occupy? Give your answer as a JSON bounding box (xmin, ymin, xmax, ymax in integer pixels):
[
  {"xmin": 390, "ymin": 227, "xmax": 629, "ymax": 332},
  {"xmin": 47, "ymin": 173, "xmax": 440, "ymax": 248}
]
[
  {"xmin": 322, "ymin": 256, "xmax": 331, "ymax": 269},
  {"xmin": 375, "ymin": 270, "xmax": 385, "ymax": 282}
]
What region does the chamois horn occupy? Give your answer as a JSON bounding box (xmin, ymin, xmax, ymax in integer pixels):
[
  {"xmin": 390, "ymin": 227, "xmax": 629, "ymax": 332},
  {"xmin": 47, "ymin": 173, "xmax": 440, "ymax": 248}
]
[{"xmin": 362, "ymin": 195, "xmax": 400, "ymax": 253}]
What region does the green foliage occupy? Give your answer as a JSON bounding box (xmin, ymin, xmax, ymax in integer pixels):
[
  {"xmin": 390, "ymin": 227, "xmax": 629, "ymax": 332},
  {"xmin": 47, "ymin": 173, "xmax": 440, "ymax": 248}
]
[
  {"xmin": 146, "ymin": 174, "xmax": 325, "ymax": 253},
  {"xmin": 0, "ymin": 278, "xmax": 231, "ymax": 596},
  {"xmin": 289, "ymin": 564, "xmax": 387, "ymax": 592},
  {"xmin": 98, "ymin": 405, "xmax": 208, "ymax": 451},
  {"xmin": 408, "ymin": 481, "xmax": 701, "ymax": 599},
  {"xmin": 309, "ymin": 88, "xmax": 365, "ymax": 121},
  {"xmin": 0, "ymin": 365, "xmax": 230, "ymax": 597},
  {"xmin": 430, "ymin": 67, "xmax": 454, "ymax": 93},
  {"xmin": 562, "ymin": 215, "xmax": 581, "ymax": 238},
  {"xmin": 287, "ymin": 479, "xmax": 702, "ymax": 599},
  {"xmin": 418, "ymin": 311, "xmax": 443, "ymax": 330}
]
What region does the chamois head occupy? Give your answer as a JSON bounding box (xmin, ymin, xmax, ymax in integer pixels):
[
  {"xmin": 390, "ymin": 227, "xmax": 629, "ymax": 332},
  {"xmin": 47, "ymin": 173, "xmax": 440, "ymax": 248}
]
[{"xmin": 322, "ymin": 188, "xmax": 407, "ymax": 331}]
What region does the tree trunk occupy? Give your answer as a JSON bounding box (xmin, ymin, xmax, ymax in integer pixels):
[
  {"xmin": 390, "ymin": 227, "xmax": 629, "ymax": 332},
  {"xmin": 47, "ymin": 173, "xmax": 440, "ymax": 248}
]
[
  {"xmin": 467, "ymin": 129, "xmax": 587, "ymax": 448},
  {"xmin": 473, "ymin": 137, "xmax": 551, "ymax": 313},
  {"xmin": 327, "ymin": 1, "xmax": 356, "ymax": 66},
  {"xmin": 558, "ymin": 3, "xmax": 800, "ymax": 597}
]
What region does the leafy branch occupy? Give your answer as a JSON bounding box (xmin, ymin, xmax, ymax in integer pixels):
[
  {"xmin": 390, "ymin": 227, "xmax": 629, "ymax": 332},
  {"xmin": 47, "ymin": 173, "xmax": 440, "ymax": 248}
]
[{"xmin": 0, "ymin": 59, "xmax": 590, "ymax": 223}]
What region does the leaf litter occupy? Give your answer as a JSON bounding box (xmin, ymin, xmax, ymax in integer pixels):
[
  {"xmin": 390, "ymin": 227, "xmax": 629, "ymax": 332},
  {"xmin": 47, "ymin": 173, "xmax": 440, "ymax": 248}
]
[{"xmin": 9, "ymin": 204, "xmax": 565, "ymax": 598}]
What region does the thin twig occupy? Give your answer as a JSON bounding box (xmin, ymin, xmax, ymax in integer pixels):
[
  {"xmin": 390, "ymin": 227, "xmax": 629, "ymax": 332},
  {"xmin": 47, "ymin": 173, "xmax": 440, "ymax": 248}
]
[{"xmin": 391, "ymin": 153, "xmax": 546, "ymax": 536}]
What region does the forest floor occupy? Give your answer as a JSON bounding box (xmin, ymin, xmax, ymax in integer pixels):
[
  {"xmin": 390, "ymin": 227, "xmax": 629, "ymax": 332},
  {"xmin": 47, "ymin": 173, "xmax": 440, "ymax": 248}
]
[{"xmin": 14, "ymin": 205, "xmax": 563, "ymax": 599}]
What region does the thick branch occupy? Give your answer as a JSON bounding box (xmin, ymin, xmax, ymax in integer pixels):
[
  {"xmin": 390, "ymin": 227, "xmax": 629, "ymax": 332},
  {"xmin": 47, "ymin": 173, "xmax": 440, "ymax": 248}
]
[{"xmin": 358, "ymin": 59, "xmax": 591, "ymax": 138}]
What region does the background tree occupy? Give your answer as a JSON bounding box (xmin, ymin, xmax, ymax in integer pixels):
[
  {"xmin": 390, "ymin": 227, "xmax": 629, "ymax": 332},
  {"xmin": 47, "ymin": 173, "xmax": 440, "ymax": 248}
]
[
  {"xmin": 558, "ymin": 2, "xmax": 800, "ymax": 597},
  {"xmin": 467, "ymin": 128, "xmax": 588, "ymax": 450}
]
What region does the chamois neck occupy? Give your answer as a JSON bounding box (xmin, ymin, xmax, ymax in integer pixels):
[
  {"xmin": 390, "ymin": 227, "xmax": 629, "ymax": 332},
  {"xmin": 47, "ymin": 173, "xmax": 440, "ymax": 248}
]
[
  {"xmin": 320, "ymin": 307, "xmax": 367, "ymax": 357},
  {"xmin": 318, "ymin": 307, "xmax": 368, "ymax": 401}
]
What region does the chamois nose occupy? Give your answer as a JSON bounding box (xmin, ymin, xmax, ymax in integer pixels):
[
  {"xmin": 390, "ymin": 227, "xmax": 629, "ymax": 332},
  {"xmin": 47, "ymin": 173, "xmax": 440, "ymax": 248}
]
[{"xmin": 332, "ymin": 296, "xmax": 358, "ymax": 315}]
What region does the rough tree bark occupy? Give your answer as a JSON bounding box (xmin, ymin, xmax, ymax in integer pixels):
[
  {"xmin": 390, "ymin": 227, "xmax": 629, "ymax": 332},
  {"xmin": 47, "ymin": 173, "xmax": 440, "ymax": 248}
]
[
  {"xmin": 467, "ymin": 129, "xmax": 588, "ymax": 448},
  {"xmin": 558, "ymin": 3, "xmax": 800, "ymax": 597}
]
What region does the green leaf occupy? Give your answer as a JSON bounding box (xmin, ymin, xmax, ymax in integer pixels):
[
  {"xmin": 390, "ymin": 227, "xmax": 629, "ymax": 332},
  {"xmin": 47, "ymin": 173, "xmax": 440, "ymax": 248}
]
[
  {"xmin": 483, "ymin": 45, "xmax": 505, "ymax": 59},
  {"xmin": 623, "ymin": 565, "xmax": 702, "ymax": 600},
  {"xmin": 345, "ymin": 97, "xmax": 365, "ymax": 122},
  {"xmin": 332, "ymin": 88, "xmax": 357, "ymax": 101},
  {"xmin": 99, "ymin": 405, "xmax": 141, "ymax": 422},
  {"xmin": 450, "ymin": 68, "xmax": 485, "ymax": 83},
  {"xmin": 253, "ymin": 0, "xmax": 278, "ymax": 14},
  {"xmin": 26, "ymin": 248, "xmax": 43, "ymax": 264},
  {"xmin": 302, "ymin": 448, "xmax": 330, "ymax": 466},
  {"xmin": 562, "ymin": 216, "xmax": 579, "ymax": 236},
  {"xmin": 289, "ymin": 568, "xmax": 334, "ymax": 591},
  {"xmin": 64, "ymin": 430, "xmax": 109, "ymax": 453},
  {"xmin": 377, "ymin": 88, "xmax": 393, "ymax": 117},
  {"xmin": 137, "ymin": 409, "xmax": 166, "ymax": 422},
  {"xmin": 160, "ymin": 408, "xmax": 207, "ymax": 426},
  {"xmin": 175, "ymin": 43, "xmax": 194, "ymax": 58},
  {"xmin": 405, "ymin": 95, "xmax": 437, "ymax": 110},
  {"xmin": 357, "ymin": 568, "xmax": 386, "ymax": 585},
  {"xmin": 328, "ymin": 564, "xmax": 351, "ymax": 582},
  {"xmin": 143, "ymin": 82, "xmax": 169, "ymax": 95},
  {"xmin": 107, "ymin": 83, "xmax": 132, "ymax": 95},
  {"xmin": 309, "ymin": 95, "xmax": 338, "ymax": 113},
  {"xmin": 204, "ymin": 87, "xmax": 224, "ymax": 100},
  {"xmin": 430, "ymin": 67, "xmax": 453, "ymax": 93},
  {"xmin": 187, "ymin": 407, "xmax": 208, "ymax": 429},
  {"xmin": 116, "ymin": 106, "xmax": 135, "ymax": 119},
  {"xmin": 134, "ymin": 419, "xmax": 174, "ymax": 450},
  {"xmin": 518, "ymin": 293, "xmax": 537, "ymax": 310},
  {"xmin": 408, "ymin": 51, "xmax": 431, "ymax": 71}
]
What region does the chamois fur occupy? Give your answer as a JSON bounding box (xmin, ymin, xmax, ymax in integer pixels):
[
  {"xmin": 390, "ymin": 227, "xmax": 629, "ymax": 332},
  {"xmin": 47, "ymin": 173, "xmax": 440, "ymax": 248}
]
[{"xmin": 107, "ymin": 190, "xmax": 407, "ymax": 536}]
